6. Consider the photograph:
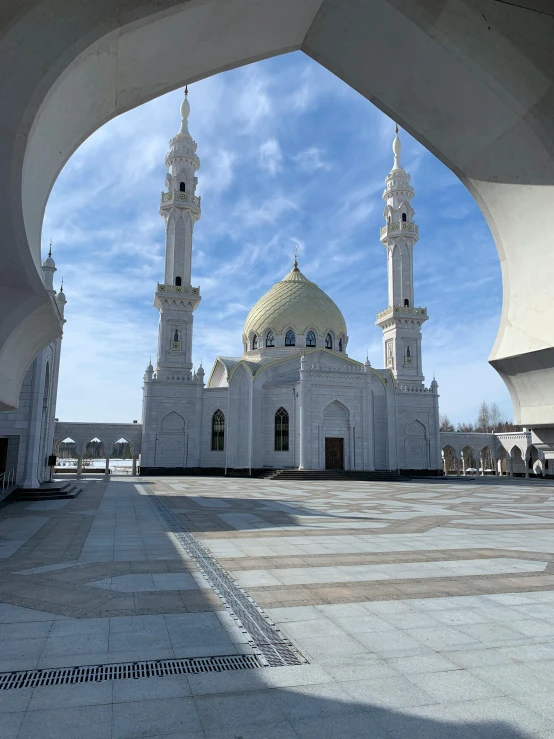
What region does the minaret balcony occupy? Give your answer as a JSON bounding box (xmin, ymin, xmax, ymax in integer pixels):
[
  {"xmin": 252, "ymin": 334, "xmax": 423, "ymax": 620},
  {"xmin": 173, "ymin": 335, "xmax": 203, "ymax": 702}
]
[
  {"xmin": 376, "ymin": 305, "xmax": 428, "ymax": 326},
  {"xmin": 160, "ymin": 190, "xmax": 201, "ymax": 208},
  {"xmin": 380, "ymin": 222, "xmax": 418, "ymax": 241},
  {"xmin": 156, "ymin": 283, "xmax": 200, "ymax": 296}
]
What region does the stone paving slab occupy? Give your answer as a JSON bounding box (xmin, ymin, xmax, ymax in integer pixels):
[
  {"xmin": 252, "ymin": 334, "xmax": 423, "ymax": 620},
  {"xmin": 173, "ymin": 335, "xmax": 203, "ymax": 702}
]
[{"xmin": 0, "ymin": 475, "xmax": 553, "ymax": 737}]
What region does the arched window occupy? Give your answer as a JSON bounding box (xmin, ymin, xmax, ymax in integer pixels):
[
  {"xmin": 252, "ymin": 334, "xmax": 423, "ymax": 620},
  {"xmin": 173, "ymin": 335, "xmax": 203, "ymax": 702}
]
[
  {"xmin": 406, "ymin": 345, "xmax": 411, "ymax": 358},
  {"xmin": 325, "ymin": 333, "xmax": 333, "ymax": 349},
  {"xmin": 179, "ymin": 181, "xmax": 186, "ymax": 192},
  {"xmin": 339, "ymin": 338, "xmax": 343, "ymax": 352},
  {"xmin": 275, "ymin": 408, "xmax": 289, "ymax": 451},
  {"xmin": 175, "ymin": 276, "xmax": 182, "ymax": 286},
  {"xmin": 266, "ymin": 330, "xmax": 275, "ymax": 347},
  {"xmin": 306, "ymin": 330, "xmax": 316, "ymax": 347},
  {"xmin": 404, "ymin": 298, "xmax": 409, "ymax": 307},
  {"xmin": 402, "ymin": 212, "xmax": 407, "ymax": 222},
  {"xmin": 285, "ymin": 330, "xmax": 295, "ymax": 346},
  {"xmin": 173, "ymin": 328, "xmax": 179, "ymax": 343},
  {"xmin": 388, "ymin": 215, "xmax": 391, "ymax": 223},
  {"xmin": 252, "ymin": 334, "xmax": 258, "ymax": 350},
  {"xmin": 211, "ymin": 410, "xmax": 225, "ymax": 451}
]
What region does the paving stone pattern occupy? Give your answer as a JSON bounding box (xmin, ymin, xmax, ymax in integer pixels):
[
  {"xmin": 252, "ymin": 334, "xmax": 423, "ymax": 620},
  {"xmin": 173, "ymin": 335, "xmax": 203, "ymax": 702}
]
[{"xmin": 0, "ymin": 475, "xmax": 554, "ymax": 737}]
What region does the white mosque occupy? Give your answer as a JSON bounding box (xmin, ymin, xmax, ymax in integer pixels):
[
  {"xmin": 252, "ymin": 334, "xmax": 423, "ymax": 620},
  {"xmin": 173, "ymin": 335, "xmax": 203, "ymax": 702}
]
[{"xmin": 139, "ymin": 91, "xmax": 441, "ymax": 475}]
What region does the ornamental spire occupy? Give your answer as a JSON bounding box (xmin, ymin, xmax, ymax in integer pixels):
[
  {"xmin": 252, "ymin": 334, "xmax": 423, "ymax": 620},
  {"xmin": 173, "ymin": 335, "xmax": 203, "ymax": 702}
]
[
  {"xmin": 178, "ymin": 86, "xmax": 191, "ymax": 136},
  {"xmin": 392, "ymin": 124, "xmax": 402, "ymax": 171}
]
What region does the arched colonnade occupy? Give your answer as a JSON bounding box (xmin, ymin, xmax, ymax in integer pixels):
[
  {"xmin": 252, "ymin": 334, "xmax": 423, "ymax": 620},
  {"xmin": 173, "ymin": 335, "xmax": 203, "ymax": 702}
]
[
  {"xmin": 440, "ymin": 432, "xmax": 548, "ymax": 478},
  {"xmin": 54, "ymin": 422, "xmax": 143, "ymax": 477}
]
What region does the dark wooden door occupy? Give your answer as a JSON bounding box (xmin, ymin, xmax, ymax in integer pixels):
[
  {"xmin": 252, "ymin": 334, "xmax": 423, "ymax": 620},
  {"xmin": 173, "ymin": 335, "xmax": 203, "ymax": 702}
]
[{"xmin": 325, "ymin": 437, "xmax": 344, "ymax": 470}]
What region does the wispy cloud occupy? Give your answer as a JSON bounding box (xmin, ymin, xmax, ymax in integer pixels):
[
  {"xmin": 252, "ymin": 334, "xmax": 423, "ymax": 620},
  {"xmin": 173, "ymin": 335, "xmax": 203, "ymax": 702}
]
[
  {"xmin": 293, "ymin": 146, "xmax": 331, "ymax": 172},
  {"xmin": 258, "ymin": 138, "xmax": 283, "ymax": 175}
]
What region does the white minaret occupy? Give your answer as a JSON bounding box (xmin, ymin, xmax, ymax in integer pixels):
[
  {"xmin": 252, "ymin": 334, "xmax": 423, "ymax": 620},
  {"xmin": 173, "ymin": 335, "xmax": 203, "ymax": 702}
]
[
  {"xmin": 375, "ymin": 126, "xmax": 428, "ymax": 386},
  {"xmin": 154, "ymin": 87, "xmax": 202, "ymax": 378}
]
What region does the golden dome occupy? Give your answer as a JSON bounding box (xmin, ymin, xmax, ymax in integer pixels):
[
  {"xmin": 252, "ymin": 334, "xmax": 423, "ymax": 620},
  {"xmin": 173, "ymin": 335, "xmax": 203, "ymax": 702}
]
[{"xmin": 243, "ymin": 265, "xmax": 347, "ymax": 340}]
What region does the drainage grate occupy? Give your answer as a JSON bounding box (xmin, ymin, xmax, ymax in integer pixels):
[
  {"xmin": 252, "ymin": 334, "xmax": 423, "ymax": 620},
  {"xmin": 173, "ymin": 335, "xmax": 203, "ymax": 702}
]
[
  {"xmin": 0, "ymin": 653, "xmax": 263, "ymax": 691},
  {"xmin": 147, "ymin": 488, "xmax": 306, "ymax": 668}
]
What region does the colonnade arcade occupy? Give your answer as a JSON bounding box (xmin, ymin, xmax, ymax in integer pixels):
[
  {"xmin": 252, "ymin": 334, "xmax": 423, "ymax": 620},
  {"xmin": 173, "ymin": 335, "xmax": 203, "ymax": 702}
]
[
  {"xmin": 440, "ymin": 432, "xmax": 548, "ymax": 478},
  {"xmin": 54, "ymin": 422, "xmax": 143, "ymax": 477}
]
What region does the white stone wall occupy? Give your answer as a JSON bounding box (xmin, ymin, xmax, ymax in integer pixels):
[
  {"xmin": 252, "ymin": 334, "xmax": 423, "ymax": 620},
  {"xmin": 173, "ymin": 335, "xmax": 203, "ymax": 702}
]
[
  {"xmin": 261, "ymin": 386, "xmax": 297, "ymax": 468},
  {"xmin": 0, "ymin": 339, "xmax": 60, "ymax": 485},
  {"xmin": 141, "ymin": 378, "xmax": 201, "ymax": 467},
  {"xmin": 199, "ymin": 389, "xmax": 228, "ymax": 468},
  {"xmin": 371, "ymin": 384, "xmax": 389, "ymax": 470},
  {"xmin": 395, "ymin": 389, "xmax": 441, "ymax": 471}
]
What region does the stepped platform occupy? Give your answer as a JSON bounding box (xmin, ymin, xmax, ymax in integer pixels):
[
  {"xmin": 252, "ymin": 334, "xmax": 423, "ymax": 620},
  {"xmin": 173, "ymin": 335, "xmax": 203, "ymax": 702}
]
[
  {"xmin": 257, "ymin": 469, "xmax": 407, "ymax": 482},
  {"xmin": 9, "ymin": 480, "xmax": 83, "ymax": 501}
]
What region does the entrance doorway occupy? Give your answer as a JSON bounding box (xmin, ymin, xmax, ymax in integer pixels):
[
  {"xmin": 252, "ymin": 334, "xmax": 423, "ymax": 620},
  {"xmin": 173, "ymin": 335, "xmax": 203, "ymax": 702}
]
[{"xmin": 325, "ymin": 437, "xmax": 344, "ymax": 470}]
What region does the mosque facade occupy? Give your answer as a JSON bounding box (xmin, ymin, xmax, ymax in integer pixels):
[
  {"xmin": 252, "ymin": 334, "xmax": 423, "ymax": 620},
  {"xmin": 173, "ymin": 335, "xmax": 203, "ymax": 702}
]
[
  {"xmin": 0, "ymin": 247, "xmax": 66, "ymax": 489},
  {"xmin": 139, "ymin": 93, "xmax": 441, "ymax": 475}
]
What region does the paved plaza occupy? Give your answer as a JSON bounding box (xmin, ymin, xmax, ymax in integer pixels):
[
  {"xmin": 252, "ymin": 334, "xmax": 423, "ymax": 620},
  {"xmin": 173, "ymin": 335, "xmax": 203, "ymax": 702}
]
[{"xmin": 1, "ymin": 476, "xmax": 554, "ymax": 737}]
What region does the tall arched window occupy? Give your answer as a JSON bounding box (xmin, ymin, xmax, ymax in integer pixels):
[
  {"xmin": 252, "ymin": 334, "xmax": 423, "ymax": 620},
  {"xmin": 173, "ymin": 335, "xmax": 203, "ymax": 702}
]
[
  {"xmin": 266, "ymin": 330, "xmax": 275, "ymax": 347},
  {"xmin": 175, "ymin": 276, "xmax": 182, "ymax": 286},
  {"xmin": 325, "ymin": 333, "xmax": 333, "ymax": 349},
  {"xmin": 402, "ymin": 212, "xmax": 407, "ymax": 222},
  {"xmin": 274, "ymin": 407, "xmax": 289, "ymax": 451},
  {"xmin": 339, "ymin": 338, "xmax": 343, "ymax": 352},
  {"xmin": 211, "ymin": 410, "xmax": 225, "ymax": 451},
  {"xmin": 404, "ymin": 298, "xmax": 409, "ymax": 307},
  {"xmin": 306, "ymin": 330, "xmax": 316, "ymax": 347},
  {"xmin": 179, "ymin": 181, "xmax": 186, "ymax": 192},
  {"xmin": 285, "ymin": 330, "xmax": 295, "ymax": 346},
  {"xmin": 173, "ymin": 328, "xmax": 179, "ymax": 343},
  {"xmin": 252, "ymin": 334, "xmax": 258, "ymax": 350}
]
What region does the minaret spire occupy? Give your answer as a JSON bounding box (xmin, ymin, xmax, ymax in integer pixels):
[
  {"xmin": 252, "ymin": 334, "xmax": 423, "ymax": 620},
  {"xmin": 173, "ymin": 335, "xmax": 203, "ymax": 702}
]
[
  {"xmin": 392, "ymin": 124, "xmax": 402, "ymax": 171},
  {"xmin": 153, "ymin": 88, "xmax": 202, "ymax": 379},
  {"xmin": 376, "ymin": 128, "xmax": 428, "ymax": 386}
]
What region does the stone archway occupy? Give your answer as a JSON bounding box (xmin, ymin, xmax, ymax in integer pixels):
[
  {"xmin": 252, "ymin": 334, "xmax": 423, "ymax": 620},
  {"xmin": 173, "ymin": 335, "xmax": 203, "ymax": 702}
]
[{"xmin": 2, "ymin": 0, "xmax": 554, "ymax": 439}]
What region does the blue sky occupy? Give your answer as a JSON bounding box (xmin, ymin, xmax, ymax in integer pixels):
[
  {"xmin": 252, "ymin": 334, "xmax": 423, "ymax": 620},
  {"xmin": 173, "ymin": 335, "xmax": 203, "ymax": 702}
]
[{"xmin": 43, "ymin": 51, "xmax": 511, "ymax": 425}]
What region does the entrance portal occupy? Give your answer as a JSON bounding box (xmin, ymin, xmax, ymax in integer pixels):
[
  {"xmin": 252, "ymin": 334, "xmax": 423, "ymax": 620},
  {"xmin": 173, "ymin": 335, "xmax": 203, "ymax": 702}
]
[{"xmin": 325, "ymin": 437, "xmax": 344, "ymax": 470}]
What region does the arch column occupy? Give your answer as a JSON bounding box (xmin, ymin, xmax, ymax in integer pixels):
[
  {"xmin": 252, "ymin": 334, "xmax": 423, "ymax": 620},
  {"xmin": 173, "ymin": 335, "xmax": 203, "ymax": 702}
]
[
  {"xmin": 525, "ymin": 454, "xmax": 530, "ymax": 478},
  {"xmin": 104, "ymin": 455, "xmax": 110, "ymax": 480},
  {"xmin": 76, "ymin": 454, "xmax": 83, "ymax": 477},
  {"xmin": 455, "ymin": 455, "xmax": 460, "ymax": 477},
  {"xmin": 508, "ymin": 456, "xmax": 514, "ymax": 477},
  {"xmin": 479, "ymin": 454, "xmax": 485, "ymax": 476},
  {"xmin": 132, "ymin": 455, "xmax": 138, "ymax": 476}
]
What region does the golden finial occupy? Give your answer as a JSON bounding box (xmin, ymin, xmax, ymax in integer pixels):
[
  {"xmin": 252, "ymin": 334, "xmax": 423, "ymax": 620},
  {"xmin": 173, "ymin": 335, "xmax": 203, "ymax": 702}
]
[
  {"xmin": 293, "ymin": 245, "xmax": 298, "ymax": 270},
  {"xmin": 48, "ymin": 238, "xmax": 52, "ymax": 258},
  {"xmin": 184, "ymin": 85, "xmax": 188, "ymax": 96},
  {"xmin": 395, "ymin": 122, "xmax": 399, "ymax": 135}
]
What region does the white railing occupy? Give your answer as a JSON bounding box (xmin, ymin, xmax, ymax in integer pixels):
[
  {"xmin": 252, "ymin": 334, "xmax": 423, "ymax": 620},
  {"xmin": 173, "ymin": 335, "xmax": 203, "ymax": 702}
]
[
  {"xmin": 0, "ymin": 468, "xmax": 16, "ymax": 490},
  {"xmin": 376, "ymin": 305, "xmax": 427, "ymax": 321},
  {"xmin": 397, "ymin": 384, "xmax": 436, "ymax": 394},
  {"xmin": 156, "ymin": 283, "xmax": 200, "ymax": 296},
  {"xmin": 160, "ymin": 190, "xmax": 201, "ymax": 207},
  {"xmin": 380, "ymin": 222, "xmax": 419, "ymax": 237}
]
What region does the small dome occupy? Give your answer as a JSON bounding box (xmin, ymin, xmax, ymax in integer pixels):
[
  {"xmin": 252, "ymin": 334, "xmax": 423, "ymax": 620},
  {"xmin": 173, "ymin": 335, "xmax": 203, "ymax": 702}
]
[
  {"xmin": 243, "ymin": 265, "xmax": 347, "ymax": 341},
  {"xmin": 42, "ymin": 255, "xmax": 55, "ymax": 269}
]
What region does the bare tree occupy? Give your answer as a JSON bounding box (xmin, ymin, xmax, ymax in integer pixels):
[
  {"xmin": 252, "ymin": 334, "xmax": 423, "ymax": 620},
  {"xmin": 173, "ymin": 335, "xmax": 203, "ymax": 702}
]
[
  {"xmin": 476, "ymin": 401, "xmax": 490, "ymax": 432},
  {"xmin": 440, "ymin": 414, "xmax": 455, "ymax": 432},
  {"xmin": 457, "ymin": 422, "xmax": 475, "ymax": 432},
  {"xmin": 489, "ymin": 402, "xmax": 503, "ymax": 430}
]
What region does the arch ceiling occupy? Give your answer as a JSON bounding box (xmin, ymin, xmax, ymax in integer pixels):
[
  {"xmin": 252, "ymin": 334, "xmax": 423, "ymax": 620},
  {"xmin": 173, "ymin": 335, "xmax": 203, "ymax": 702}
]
[{"xmin": 2, "ymin": 0, "xmax": 554, "ymax": 437}]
